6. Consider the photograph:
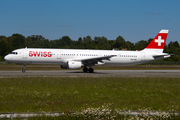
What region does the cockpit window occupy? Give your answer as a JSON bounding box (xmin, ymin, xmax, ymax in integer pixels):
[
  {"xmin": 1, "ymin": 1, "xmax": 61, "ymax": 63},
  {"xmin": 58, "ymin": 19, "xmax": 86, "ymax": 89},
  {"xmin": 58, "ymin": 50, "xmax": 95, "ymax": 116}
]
[{"xmin": 10, "ymin": 52, "xmax": 18, "ymax": 55}]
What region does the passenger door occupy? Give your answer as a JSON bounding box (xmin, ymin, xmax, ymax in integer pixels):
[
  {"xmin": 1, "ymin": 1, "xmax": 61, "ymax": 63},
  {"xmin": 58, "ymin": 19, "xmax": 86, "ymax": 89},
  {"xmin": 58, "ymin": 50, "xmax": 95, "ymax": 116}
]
[
  {"xmin": 22, "ymin": 49, "xmax": 27, "ymax": 59},
  {"xmin": 57, "ymin": 51, "xmax": 61, "ymax": 59}
]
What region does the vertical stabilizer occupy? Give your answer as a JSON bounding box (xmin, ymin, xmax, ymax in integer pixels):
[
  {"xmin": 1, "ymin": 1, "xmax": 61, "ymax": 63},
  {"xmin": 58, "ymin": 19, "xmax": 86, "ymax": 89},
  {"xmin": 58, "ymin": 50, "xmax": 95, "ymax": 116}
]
[{"xmin": 143, "ymin": 29, "xmax": 169, "ymax": 53}]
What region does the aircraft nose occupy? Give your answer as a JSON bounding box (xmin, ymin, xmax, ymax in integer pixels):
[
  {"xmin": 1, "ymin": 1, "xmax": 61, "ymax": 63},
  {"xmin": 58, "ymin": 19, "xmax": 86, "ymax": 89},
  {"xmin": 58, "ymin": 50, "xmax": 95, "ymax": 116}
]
[{"xmin": 4, "ymin": 55, "xmax": 10, "ymax": 61}]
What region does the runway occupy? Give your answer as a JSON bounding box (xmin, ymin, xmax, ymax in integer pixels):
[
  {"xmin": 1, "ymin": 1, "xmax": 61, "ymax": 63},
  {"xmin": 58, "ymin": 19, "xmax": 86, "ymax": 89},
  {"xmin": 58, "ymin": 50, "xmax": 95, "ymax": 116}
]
[{"xmin": 0, "ymin": 70, "xmax": 180, "ymax": 77}]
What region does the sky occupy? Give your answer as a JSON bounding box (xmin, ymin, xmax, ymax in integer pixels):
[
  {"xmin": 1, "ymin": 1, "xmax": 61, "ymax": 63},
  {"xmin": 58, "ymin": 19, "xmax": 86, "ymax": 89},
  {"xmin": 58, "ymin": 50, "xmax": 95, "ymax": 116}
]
[{"xmin": 1, "ymin": 0, "xmax": 180, "ymax": 44}]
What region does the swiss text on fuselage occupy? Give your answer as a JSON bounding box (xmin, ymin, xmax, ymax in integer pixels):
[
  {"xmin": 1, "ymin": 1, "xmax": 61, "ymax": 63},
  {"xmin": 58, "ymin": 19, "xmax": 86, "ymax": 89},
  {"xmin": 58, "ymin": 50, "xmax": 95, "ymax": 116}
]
[{"xmin": 29, "ymin": 51, "xmax": 52, "ymax": 57}]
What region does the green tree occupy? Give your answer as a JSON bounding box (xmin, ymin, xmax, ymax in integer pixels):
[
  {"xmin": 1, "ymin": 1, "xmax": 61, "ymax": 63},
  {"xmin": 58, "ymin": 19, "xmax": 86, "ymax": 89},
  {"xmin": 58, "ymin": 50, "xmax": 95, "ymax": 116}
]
[
  {"xmin": 94, "ymin": 37, "xmax": 101, "ymax": 44},
  {"xmin": 113, "ymin": 36, "xmax": 126, "ymax": 49},
  {"xmin": 78, "ymin": 37, "xmax": 82, "ymax": 43},
  {"xmin": 125, "ymin": 41, "xmax": 134, "ymax": 50},
  {"xmin": 168, "ymin": 41, "xmax": 179, "ymax": 48},
  {"xmin": 53, "ymin": 36, "xmax": 72, "ymax": 48},
  {"xmin": 83, "ymin": 35, "xmax": 92, "ymax": 44},
  {"xmin": 82, "ymin": 36, "xmax": 93, "ymax": 49},
  {"xmin": 0, "ymin": 36, "xmax": 12, "ymax": 56},
  {"xmin": 49, "ymin": 40, "xmax": 58, "ymax": 48},
  {"xmin": 134, "ymin": 40, "xmax": 148, "ymax": 50},
  {"xmin": 9, "ymin": 34, "xmax": 25, "ymax": 49},
  {"xmin": 61, "ymin": 36, "xmax": 72, "ymax": 45},
  {"xmin": 25, "ymin": 35, "xmax": 49, "ymax": 48},
  {"xmin": 147, "ymin": 38, "xmax": 153, "ymax": 45}
]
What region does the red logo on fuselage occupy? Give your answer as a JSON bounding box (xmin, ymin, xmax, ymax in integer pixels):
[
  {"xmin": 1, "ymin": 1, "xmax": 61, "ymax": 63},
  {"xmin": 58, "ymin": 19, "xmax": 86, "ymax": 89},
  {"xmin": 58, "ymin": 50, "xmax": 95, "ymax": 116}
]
[{"xmin": 29, "ymin": 51, "xmax": 52, "ymax": 57}]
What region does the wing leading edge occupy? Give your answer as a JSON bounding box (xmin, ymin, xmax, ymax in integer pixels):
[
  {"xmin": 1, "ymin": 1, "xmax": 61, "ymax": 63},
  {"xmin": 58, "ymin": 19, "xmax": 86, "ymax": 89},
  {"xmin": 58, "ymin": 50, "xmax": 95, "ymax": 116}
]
[{"xmin": 73, "ymin": 55, "xmax": 117, "ymax": 66}]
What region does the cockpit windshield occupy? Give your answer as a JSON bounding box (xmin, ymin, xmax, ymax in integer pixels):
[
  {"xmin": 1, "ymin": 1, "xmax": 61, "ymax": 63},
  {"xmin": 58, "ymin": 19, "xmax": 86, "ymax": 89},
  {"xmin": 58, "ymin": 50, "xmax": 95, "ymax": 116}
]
[{"xmin": 10, "ymin": 52, "xmax": 18, "ymax": 55}]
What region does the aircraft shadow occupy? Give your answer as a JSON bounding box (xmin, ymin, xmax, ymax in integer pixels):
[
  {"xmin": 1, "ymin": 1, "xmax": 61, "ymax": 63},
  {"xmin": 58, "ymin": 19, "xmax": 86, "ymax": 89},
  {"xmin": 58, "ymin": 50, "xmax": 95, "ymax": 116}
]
[{"xmin": 66, "ymin": 71, "xmax": 108, "ymax": 74}]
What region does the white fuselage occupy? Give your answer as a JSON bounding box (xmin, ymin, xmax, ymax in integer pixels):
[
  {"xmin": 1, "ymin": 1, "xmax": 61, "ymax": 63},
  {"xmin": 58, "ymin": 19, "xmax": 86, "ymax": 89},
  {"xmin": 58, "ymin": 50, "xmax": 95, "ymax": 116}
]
[
  {"xmin": 4, "ymin": 48, "xmax": 166, "ymax": 66},
  {"xmin": 3, "ymin": 29, "xmax": 171, "ymax": 72}
]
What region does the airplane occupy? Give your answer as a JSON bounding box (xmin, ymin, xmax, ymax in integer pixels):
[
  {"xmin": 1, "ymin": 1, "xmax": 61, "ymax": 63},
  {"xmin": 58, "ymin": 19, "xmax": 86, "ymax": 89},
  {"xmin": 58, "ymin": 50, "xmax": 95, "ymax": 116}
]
[{"xmin": 4, "ymin": 29, "xmax": 170, "ymax": 73}]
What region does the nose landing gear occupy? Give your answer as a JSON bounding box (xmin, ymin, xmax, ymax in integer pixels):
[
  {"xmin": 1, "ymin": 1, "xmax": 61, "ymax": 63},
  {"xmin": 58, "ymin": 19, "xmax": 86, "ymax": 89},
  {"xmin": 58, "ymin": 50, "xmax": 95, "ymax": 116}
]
[{"xmin": 22, "ymin": 64, "xmax": 26, "ymax": 73}]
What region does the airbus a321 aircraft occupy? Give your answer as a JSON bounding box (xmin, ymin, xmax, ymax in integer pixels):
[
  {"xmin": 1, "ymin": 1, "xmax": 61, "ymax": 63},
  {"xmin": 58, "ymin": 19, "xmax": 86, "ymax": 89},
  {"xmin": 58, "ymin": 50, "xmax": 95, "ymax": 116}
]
[{"xmin": 4, "ymin": 29, "xmax": 170, "ymax": 73}]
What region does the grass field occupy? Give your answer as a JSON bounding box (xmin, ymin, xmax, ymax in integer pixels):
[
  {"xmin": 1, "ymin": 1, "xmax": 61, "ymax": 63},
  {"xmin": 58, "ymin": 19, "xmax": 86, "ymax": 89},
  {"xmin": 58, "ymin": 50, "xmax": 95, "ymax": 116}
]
[{"xmin": 0, "ymin": 76, "xmax": 179, "ymax": 113}]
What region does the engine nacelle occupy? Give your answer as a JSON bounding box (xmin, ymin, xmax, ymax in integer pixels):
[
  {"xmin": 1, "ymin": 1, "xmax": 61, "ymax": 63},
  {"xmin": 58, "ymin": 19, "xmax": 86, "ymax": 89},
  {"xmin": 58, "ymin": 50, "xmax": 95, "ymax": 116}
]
[
  {"xmin": 60, "ymin": 61, "xmax": 82, "ymax": 69},
  {"xmin": 60, "ymin": 65, "xmax": 68, "ymax": 69},
  {"xmin": 68, "ymin": 61, "xmax": 82, "ymax": 69},
  {"xmin": 95, "ymin": 61, "xmax": 105, "ymax": 65}
]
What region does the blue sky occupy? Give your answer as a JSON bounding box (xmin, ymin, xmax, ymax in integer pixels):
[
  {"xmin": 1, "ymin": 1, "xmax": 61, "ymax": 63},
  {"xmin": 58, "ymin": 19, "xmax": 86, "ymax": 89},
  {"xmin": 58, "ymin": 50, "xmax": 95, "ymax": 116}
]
[{"xmin": 1, "ymin": 0, "xmax": 180, "ymax": 44}]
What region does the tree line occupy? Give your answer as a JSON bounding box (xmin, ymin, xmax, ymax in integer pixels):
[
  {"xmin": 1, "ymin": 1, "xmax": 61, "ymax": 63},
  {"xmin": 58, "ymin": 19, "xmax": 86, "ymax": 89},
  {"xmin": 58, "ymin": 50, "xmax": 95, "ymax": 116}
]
[{"xmin": 0, "ymin": 33, "xmax": 180, "ymax": 61}]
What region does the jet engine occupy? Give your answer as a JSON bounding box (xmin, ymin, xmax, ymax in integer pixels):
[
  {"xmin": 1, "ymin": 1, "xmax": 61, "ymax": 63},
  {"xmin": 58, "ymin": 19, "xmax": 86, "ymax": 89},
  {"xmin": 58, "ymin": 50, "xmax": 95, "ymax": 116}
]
[
  {"xmin": 95, "ymin": 61, "xmax": 105, "ymax": 65},
  {"xmin": 61, "ymin": 61, "xmax": 82, "ymax": 69}
]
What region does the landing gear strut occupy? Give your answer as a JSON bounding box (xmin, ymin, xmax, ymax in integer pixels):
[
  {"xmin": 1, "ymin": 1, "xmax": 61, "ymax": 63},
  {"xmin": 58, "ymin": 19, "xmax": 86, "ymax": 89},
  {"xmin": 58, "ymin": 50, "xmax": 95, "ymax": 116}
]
[
  {"xmin": 22, "ymin": 64, "xmax": 26, "ymax": 73},
  {"xmin": 83, "ymin": 67, "xmax": 94, "ymax": 73}
]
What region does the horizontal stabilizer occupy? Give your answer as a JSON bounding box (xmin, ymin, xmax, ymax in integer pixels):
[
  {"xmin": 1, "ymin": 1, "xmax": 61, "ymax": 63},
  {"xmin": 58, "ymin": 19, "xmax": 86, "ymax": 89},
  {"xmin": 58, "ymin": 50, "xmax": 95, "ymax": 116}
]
[{"xmin": 153, "ymin": 53, "xmax": 170, "ymax": 57}]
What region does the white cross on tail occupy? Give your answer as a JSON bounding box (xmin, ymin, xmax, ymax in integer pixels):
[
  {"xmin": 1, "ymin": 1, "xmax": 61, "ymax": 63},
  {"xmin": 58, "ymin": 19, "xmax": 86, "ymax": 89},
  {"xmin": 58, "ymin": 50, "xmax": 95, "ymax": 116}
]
[{"xmin": 155, "ymin": 36, "xmax": 164, "ymax": 46}]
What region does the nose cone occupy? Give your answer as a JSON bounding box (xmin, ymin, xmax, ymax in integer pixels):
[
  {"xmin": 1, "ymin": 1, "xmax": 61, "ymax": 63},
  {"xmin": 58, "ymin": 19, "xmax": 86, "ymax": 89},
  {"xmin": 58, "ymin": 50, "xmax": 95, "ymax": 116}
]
[{"xmin": 4, "ymin": 55, "xmax": 10, "ymax": 61}]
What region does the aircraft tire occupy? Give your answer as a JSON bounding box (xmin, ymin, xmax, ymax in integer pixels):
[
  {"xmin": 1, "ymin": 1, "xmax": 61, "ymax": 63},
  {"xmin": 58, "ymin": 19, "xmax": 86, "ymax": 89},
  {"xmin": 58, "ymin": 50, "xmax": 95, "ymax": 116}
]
[
  {"xmin": 83, "ymin": 67, "xmax": 88, "ymax": 72},
  {"xmin": 22, "ymin": 69, "xmax": 26, "ymax": 73},
  {"xmin": 89, "ymin": 68, "xmax": 94, "ymax": 73}
]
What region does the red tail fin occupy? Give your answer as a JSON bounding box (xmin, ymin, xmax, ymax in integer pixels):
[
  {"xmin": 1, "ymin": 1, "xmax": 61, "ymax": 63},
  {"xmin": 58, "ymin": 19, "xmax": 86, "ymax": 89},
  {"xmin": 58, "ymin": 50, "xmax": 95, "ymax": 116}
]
[{"xmin": 144, "ymin": 29, "xmax": 169, "ymax": 53}]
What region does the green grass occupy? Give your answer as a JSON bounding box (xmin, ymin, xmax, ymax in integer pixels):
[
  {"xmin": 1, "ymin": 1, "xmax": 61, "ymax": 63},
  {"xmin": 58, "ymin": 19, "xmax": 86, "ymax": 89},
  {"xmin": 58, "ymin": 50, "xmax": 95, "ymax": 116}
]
[{"xmin": 0, "ymin": 76, "xmax": 180, "ymax": 113}]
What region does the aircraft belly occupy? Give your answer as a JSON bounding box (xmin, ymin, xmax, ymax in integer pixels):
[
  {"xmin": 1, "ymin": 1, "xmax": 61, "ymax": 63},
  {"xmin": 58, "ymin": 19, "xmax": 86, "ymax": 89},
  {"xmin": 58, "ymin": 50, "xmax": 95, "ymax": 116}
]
[
  {"xmin": 105, "ymin": 57, "xmax": 142, "ymax": 66},
  {"xmin": 27, "ymin": 57, "xmax": 63, "ymax": 64}
]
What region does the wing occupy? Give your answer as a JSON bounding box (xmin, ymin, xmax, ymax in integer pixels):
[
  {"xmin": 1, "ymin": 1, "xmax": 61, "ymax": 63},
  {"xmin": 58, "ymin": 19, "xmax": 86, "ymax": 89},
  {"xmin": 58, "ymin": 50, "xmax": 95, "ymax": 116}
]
[{"xmin": 73, "ymin": 55, "xmax": 117, "ymax": 66}]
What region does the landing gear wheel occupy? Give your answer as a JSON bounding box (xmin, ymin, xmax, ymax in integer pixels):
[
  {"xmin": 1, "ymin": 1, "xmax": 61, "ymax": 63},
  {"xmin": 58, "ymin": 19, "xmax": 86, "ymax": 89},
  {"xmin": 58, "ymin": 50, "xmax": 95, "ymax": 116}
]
[
  {"xmin": 22, "ymin": 69, "xmax": 26, "ymax": 73},
  {"xmin": 83, "ymin": 67, "xmax": 88, "ymax": 72},
  {"xmin": 22, "ymin": 64, "xmax": 26, "ymax": 73},
  {"xmin": 89, "ymin": 68, "xmax": 94, "ymax": 73}
]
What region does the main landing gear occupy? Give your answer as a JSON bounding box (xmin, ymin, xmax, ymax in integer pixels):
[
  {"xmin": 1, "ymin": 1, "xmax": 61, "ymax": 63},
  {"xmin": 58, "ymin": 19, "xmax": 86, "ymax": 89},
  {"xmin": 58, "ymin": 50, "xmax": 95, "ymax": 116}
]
[
  {"xmin": 22, "ymin": 64, "xmax": 26, "ymax": 73},
  {"xmin": 83, "ymin": 67, "xmax": 94, "ymax": 73}
]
